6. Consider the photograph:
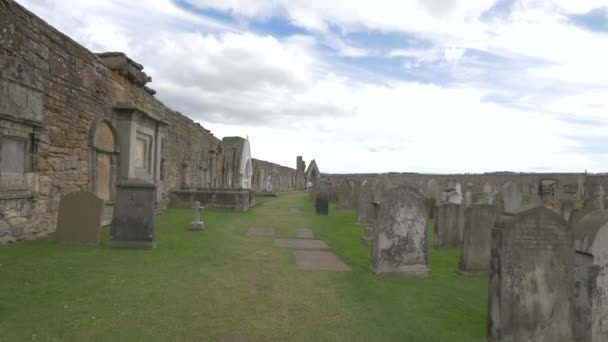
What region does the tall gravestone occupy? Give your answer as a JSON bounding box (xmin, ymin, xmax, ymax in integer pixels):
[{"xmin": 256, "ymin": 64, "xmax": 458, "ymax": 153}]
[
  {"xmin": 109, "ymin": 178, "xmax": 157, "ymax": 249},
  {"xmin": 457, "ymin": 204, "xmax": 496, "ymax": 276},
  {"xmin": 434, "ymin": 203, "xmax": 465, "ymax": 249},
  {"xmin": 370, "ymin": 185, "xmax": 430, "ymax": 277},
  {"xmin": 315, "ymin": 192, "xmax": 329, "ymax": 215},
  {"xmin": 425, "ymin": 179, "xmax": 441, "ymax": 219},
  {"xmin": 357, "ymin": 179, "xmax": 377, "ymax": 225},
  {"xmin": 488, "ymin": 207, "xmax": 574, "ymax": 342},
  {"xmin": 573, "ymin": 210, "xmax": 608, "ymax": 342},
  {"xmin": 336, "ymin": 178, "xmax": 355, "ymax": 210},
  {"xmin": 362, "ymin": 176, "xmax": 394, "ymax": 246},
  {"xmin": 465, "ymin": 182, "xmax": 473, "ymax": 206},
  {"xmin": 55, "ymin": 191, "xmax": 104, "ymax": 246}
]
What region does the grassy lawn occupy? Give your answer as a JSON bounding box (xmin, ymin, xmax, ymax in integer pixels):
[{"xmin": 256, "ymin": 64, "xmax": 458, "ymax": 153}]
[{"xmin": 0, "ymin": 192, "xmax": 488, "ymax": 341}]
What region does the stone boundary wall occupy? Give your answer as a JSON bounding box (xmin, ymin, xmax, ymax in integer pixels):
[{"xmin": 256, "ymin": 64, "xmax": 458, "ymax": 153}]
[
  {"xmin": 0, "ymin": 1, "xmax": 298, "ymax": 244},
  {"xmin": 251, "ymin": 158, "xmax": 297, "ymax": 193}
]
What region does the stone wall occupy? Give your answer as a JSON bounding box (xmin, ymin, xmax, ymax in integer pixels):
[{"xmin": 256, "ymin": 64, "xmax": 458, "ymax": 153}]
[
  {"xmin": 251, "ymin": 158, "xmax": 297, "ymax": 193},
  {"xmin": 0, "ymin": 0, "xmax": 300, "ymax": 244}
]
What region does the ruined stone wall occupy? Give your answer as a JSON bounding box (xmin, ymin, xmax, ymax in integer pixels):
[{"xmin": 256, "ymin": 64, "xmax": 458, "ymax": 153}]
[
  {"xmin": 0, "ymin": 1, "xmax": 298, "ymax": 244},
  {"xmin": 251, "ymin": 158, "xmax": 297, "ymax": 193}
]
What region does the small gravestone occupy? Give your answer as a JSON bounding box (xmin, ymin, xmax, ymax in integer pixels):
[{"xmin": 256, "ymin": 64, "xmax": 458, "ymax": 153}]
[
  {"xmin": 370, "ymin": 185, "xmax": 430, "ymax": 277},
  {"xmin": 190, "ymin": 201, "xmax": 205, "ymax": 231},
  {"xmin": 488, "ymin": 207, "xmax": 574, "ymax": 341},
  {"xmin": 315, "ymin": 192, "xmax": 329, "ymax": 215},
  {"xmin": 573, "ymin": 210, "xmax": 608, "ymax": 342},
  {"xmin": 435, "ymin": 203, "xmax": 465, "ymax": 249},
  {"xmin": 295, "ymin": 228, "xmax": 313, "ymax": 239},
  {"xmin": 498, "ymin": 182, "xmax": 524, "ymax": 214},
  {"xmin": 109, "ymin": 178, "xmax": 156, "ymax": 249},
  {"xmin": 426, "ymin": 179, "xmax": 441, "ymax": 204},
  {"xmin": 457, "ymin": 204, "xmax": 496, "ymax": 276},
  {"xmin": 424, "ymin": 197, "xmax": 436, "ymax": 219},
  {"xmin": 55, "ymin": 191, "xmax": 104, "ymax": 246}
]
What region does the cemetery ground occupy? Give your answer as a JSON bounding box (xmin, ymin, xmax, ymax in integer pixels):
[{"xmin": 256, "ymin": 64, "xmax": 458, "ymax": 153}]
[{"xmin": 0, "ymin": 193, "xmax": 487, "ymax": 341}]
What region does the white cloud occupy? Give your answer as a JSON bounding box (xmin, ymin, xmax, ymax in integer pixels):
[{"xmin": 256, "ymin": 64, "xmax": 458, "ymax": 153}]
[{"xmin": 14, "ymin": 0, "xmax": 608, "ymax": 173}]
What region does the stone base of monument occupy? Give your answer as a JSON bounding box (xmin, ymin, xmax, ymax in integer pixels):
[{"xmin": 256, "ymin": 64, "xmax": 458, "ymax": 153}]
[
  {"xmin": 369, "ymin": 264, "xmax": 431, "ymax": 278},
  {"xmin": 190, "ymin": 222, "xmax": 205, "ymax": 231},
  {"xmin": 455, "ymin": 269, "xmax": 487, "ymax": 277},
  {"xmin": 110, "ymin": 178, "xmax": 157, "ymax": 250}
]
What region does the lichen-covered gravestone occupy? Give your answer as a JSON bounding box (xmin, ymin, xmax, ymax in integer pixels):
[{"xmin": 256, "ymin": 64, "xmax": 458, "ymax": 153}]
[
  {"xmin": 357, "ymin": 179, "xmax": 377, "ymax": 225},
  {"xmin": 488, "ymin": 207, "xmax": 574, "ymax": 342},
  {"xmin": 336, "ymin": 178, "xmax": 355, "ymax": 210},
  {"xmin": 573, "ymin": 210, "xmax": 608, "ymax": 342},
  {"xmin": 55, "ymin": 191, "xmax": 104, "ymax": 246},
  {"xmin": 362, "ymin": 176, "xmax": 394, "ymax": 246},
  {"xmin": 109, "ymin": 178, "xmax": 157, "ymax": 249},
  {"xmin": 457, "ymin": 204, "xmax": 496, "ymax": 276},
  {"xmin": 434, "ymin": 203, "xmax": 465, "ymax": 249},
  {"xmin": 370, "ymin": 185, "xmax": 430, "ymax": 277}
]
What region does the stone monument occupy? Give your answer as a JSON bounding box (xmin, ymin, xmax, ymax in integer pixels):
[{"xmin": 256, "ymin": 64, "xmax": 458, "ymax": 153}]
[
  {"xmin": 434, "ymin": 203, "xmax": 465, "ymax": 249},
  {"xmin": 109, "ymin": 178, "xmax": 157, "ymax": 249},
  {"xmin": 457, "ymin": 204, "xmax": 496, "ymax": 276},
  {"xmin": 190, "ymin": 201, "xmax": 205, "ymax": 231}
]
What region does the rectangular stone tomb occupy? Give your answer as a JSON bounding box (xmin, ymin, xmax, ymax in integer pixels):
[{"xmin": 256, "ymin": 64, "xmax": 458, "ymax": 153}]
[
  {"xmin": 294, "ymin": 251, "xmax": 351, "ymax": 271},
  {"xmin": 272, "ymin": 238, "xmax": 328, "ymax": 249},
  {"xmin": 295, "ymin": 228, "xmax": 314, "ymax": 239},
  {"xmin": 247, "ymin": 227, "xmax": 275, "ymax": 237},
  {"xmin": 457, "ymin": 204, "xmax": 496, "ymax": 276},
  {"xmin": 488, "ymin": 207, "xmax": 574, "ymax": 342},
  {"xmin": 55, "ymin": 191, "xmax": 104, "ymax": 246},
  {"xmin": 109, "ymin": 179, "xmax": 157, "ymax": 249}
]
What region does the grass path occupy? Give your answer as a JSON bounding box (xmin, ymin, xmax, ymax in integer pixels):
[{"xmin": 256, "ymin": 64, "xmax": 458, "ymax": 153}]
[{"xmin": 0, "ymin": 192, "xmax": 487, "ymax": 341}]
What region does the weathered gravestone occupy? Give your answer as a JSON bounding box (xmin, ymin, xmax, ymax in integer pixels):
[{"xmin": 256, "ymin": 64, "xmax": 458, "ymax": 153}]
[
  {"xmin": 488, "ymin": 206, "xmax": 574, "ymax": 342},
  {"xmin": 352, "ymin": 179, "xmax": 362, "ymax": 211},
  {"xmin": 315, "ymin": 192, "xmax": 329, "ymax": 215},
  {"xmin": 573, "ymin": 210, "xmax": 608, "ymax": 342},
  {"xmin": 357, "ymin": 179, "xmax": 378, "ymax": 225},
  {"xmin": 447, "ymin": 191, "xmax": 463, "ymax": 204},
  {"xmin": 370, "ymin": 185, "xmax": 430, "ymax": 277},
  {"xmin": 434, "ymin": 203, "xmax": 465, "ymax": 249},
  {"xmin": 336, "ymin": 178, "xmax": 355, "ymax": 210},
  {"xmin": 457, "ymin": 204, "xmax": 496, "ymax": 276},
  {"xmin": 362, "ymin": 176, "xmax": 394, "ymax": 246},
  {"xmin": 426, "ymin": 179, "xmax": 441, "ymax": 204},
  {"xmin": 465, "ymin": 182, "xmax": 473, "ymax": 206},
  {"xmin": 109, "ymin": 179, "xmax": 157, "ymax": 249},
  {"xmin": 497, "ymin": 181, "xmax": 524, "ymax": 214},
  {"xmin": 55, "ymin": 191, "xmax": 104, "ymax": 246}
]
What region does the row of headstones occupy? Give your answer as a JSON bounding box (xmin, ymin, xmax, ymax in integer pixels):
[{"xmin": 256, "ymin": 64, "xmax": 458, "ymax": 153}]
[
  {"xmin": 55, "ymin": 179, "xmax": 206, "ymax": 248},
  {"xmin": 349, "ymin": 176, "xmax": 608, "ymax": 342}
]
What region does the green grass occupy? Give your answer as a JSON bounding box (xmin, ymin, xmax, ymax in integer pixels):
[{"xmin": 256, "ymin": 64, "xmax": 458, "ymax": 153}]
[{"xmin": 0, "ymin": 192, "xmax": 488, "ymax": 341}]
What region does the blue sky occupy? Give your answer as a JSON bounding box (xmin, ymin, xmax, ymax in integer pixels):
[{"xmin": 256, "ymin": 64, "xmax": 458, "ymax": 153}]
[{"xmin": 20, "ymin": 0, "xmax": 608, "ymax": 173}]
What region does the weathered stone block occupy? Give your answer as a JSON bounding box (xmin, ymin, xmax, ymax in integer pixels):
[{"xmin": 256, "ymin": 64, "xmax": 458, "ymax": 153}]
[
  {"xmin": 55, "ymin": 191, "xmax": 103, "ymax": 246},
  {"xmin": 109, "ymin": 178, "xmax": 156, "ymax": 249}
]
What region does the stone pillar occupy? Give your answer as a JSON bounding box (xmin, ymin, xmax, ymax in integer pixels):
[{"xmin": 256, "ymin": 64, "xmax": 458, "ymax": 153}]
[{"xmin": 109, "ymin": 178, "xmax": 157, "ymax": 249}]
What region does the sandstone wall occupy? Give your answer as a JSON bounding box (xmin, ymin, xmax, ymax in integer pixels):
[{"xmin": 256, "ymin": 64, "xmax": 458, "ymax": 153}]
[
  {"xmin": 0, "ymin": 1, "xmax": 299, "ymax": 244},
  {"xmin": 251, "ymin": 158, "xmax": 297, "ymax": 193}
]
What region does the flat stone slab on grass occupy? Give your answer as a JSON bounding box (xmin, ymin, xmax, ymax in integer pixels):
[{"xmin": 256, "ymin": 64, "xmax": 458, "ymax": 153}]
[
  {"xmin": 247, "ymin": 227, "xmax": 275, "ymax": 237},
  {"xmin": 294, "ymin": 251, "xmax": 351, "ymax": 271},
  {"xmin": 295, "ymin": 228, "xmax": 314, "ymax": 239},
  {"xmin": 272, "ymin": 238, "xmax": 328, "ymax": 249},
  {"xmin": 290, "ymin": 207, "xmax": 301, "ymax": 214}
]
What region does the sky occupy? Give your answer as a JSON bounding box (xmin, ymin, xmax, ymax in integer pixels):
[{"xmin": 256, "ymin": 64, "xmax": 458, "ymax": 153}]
[{"xmin": 18, "ymin": 0, "xmax": 608, "ymax": 174}]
